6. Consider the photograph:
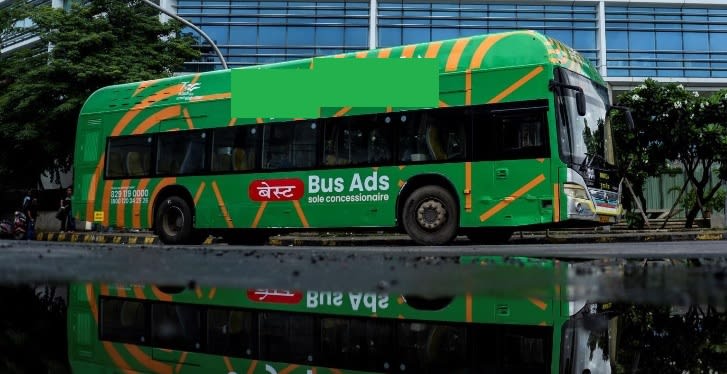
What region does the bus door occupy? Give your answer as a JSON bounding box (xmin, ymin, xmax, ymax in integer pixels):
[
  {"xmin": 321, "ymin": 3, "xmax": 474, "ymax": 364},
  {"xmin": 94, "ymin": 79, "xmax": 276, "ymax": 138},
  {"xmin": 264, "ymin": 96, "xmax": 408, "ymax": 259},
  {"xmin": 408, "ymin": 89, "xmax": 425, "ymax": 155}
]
[
  {"xmin": 75, "ymin": 119, "xmax": 103, "ymax": 229},
  {"xmin": 489, "ymin": 106, "xmax": 552, "ymax": 226}
]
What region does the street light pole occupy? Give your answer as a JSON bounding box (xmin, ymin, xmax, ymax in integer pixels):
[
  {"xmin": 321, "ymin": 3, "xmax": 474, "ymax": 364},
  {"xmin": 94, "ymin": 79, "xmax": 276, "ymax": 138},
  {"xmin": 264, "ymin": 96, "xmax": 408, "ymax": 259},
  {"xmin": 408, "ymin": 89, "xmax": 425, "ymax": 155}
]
[{"xmin": 139, "ymin": 0, "xmax": 228, "ymax": 70}]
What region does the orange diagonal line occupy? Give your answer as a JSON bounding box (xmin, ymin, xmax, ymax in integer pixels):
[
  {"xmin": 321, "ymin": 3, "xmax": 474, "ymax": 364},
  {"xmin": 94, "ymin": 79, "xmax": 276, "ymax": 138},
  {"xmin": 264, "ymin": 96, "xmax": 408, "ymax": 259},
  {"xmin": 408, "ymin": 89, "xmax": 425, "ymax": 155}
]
[
  {"xmin": 175, "ymin": 352, "xmax": 188, "ymax": 374},
  {"xmin": 335, "ymin": 107, "xmax": 351, "ymax": 117},
  {"xmin": 553, "ymin": 183, "xmax": 561, "ymax": 222},
  {"xmin": 194, "ymin": 182, "xmax": 206, "ymax": 205},
  {"xmin": 292, "ymin": 200, "xmax": 310, "ymax": 228},
  {"xmin": 228, "ymin": 118, "xmax": 237, "ymax": 127},
  {"xmin": 424, "ymin": 41, "xmax": 442, "ymax": 58},
  {"xmin": 151, "ymin": 286, "xmax": 173, "ymax": 302},
  {"xmin": 112, "ymin": 84, "xmax": 185, "ymax": 136},
  {"xmin": 208, "ymin": 288, "xmax": 217, "ymax": 299},
  {"xmin": 132, "ymin": 106, "xmax": 181, "ymax": 135},
  {"xmin": 466, "ymin": 292, "xmax": 473, "ymax": 322},
  {"xmin": 211, "ymin": 181, "xmax": 234, "ymax": 228},
  {"xmin": 401, "ymin": 44, "xmax": 416, "ymax": 58},
  {"xmin": 355, "ymin": 51, "xmax": 368, "ymax": 58},
  {"xmin": 439, "ymin": 100, "xmax": 449, "ymax": 108},
  {"xmin": 378, "ymin": 48, "xmax": 392, "ymax": 58},
  {"xmin": 147, "ymin": 178, "xmax": 177, "ymax": 229},
  {"xmin": 246, "ymin": 360, "xmax": 258, "ymax": 374},
  {"xmin": 132, "ymin": 79, "xmax": 158, "ymax": 97},
  {"xmin": 132, "ymin": 179, "xmax": 151, "ymax": 229},
  {"xmin": 125, "ymin": 344, "xmax": 172, "ymax": 374},
  {"xmin": 529, "ymin": 297, "xmax": 548, "ymax": 311},
  {"xmin": 252, "ymin": 201, "xmax": 268, "ymax": 228},
  {"xmin": 191, "ymin": 93, "xmax": 231, "ymax": 102},
  {"xmin": 469, "ymin": 34, "xmax": 507, "ymax": 69},
  {"xmin": 182, "ymin": 108, "xmax": 195, "ymax": 129},
  {"xmin": 465, "ymin": 69, "xmax": 472, "ymax": 105},
  {"xmin": 488, "ymin": 66, "xmax": 544, "ymax": 104},
  {"xmin": 465, "ymin": 162, "xmax": 472, "ymax": 212},
  {"xmin": 224, "ymin": 356, "xmax": 234, "ymax": 372},
  {"xmin": 445, "ymin": 37, "xmax": 471, "ymax": 72},
  {"xmin": 480, "ymin": 174, "xmax": 545, "ymax": 222},
  {"xmin": 280, "ymin": 365, "xmax": 300, "ymax": 374}
]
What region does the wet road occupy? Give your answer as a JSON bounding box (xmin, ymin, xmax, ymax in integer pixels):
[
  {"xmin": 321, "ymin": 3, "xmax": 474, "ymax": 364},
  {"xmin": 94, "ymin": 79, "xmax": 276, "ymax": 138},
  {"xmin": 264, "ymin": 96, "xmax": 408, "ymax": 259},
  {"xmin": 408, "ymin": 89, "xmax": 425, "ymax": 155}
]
[{"xmin": 1, "ymin": 239, "xmax": 726, "ymax": 305}]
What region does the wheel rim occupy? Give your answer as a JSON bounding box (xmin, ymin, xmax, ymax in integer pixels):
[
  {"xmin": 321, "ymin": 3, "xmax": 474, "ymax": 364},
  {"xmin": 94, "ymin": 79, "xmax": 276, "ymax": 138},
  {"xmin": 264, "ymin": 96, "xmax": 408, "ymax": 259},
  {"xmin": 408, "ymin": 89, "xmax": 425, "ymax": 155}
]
[
  {"xmin": 162, "ymin": 206, "xmax": 184, "ymax": 237},
  {"xmin": 416, "ymin": 198, "xmax": 447, "ymax": 230}
]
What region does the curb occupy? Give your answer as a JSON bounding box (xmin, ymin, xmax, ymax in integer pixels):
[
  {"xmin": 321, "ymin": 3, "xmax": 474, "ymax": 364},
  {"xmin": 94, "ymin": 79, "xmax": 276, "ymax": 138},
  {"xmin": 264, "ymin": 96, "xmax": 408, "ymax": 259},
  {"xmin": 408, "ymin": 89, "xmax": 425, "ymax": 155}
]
[{"xmin": 35, "ymin": 232, "xmax": 159, "ymax": 245}]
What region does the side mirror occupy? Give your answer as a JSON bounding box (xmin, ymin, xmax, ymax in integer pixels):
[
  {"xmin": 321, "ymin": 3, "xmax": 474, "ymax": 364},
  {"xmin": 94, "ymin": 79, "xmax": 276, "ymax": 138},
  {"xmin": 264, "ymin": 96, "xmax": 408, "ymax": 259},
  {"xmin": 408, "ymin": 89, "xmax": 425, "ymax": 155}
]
[{"xmin": 576, "ymin": 91, "xmax": 586, "ymax": 116}]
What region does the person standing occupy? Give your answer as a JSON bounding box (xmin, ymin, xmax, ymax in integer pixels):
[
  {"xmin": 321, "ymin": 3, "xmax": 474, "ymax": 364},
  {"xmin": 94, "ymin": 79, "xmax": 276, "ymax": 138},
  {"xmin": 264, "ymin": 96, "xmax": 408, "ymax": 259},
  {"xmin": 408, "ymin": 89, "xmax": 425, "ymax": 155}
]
[{"xmin": 59, "ymin": 187, "xmax": 74, "ymax": 232}]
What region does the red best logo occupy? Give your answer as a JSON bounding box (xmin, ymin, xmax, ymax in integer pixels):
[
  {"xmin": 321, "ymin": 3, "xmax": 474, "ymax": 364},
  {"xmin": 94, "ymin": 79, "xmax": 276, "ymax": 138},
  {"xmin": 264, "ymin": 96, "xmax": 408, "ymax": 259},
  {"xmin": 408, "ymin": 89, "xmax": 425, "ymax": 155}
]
[
  {"xmin": 247, "ymin": 289, "xmax": 303, "ymax": 304},
  {"xmin": 249, "ymin": 178, "xmax": 304, "ymax": 201}
]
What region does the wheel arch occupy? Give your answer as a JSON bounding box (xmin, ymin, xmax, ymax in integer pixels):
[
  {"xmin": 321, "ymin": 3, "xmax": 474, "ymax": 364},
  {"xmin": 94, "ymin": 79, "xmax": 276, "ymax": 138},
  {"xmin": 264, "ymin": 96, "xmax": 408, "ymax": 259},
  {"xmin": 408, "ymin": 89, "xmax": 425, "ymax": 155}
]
[
  {"xmin": 395, "ymin": 173, "xmax": 460, "ymax": 229},
  {"xmin": 152, "ymin": 185, "xmax": 196, "ymax": 230}
]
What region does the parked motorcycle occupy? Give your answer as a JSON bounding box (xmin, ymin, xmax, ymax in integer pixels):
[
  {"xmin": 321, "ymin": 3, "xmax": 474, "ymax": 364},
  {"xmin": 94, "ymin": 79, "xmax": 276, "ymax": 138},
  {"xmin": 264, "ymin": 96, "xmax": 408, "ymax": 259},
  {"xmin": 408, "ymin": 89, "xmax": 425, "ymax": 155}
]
[{"xmin": 0, "ymin": 211, "xmax": 27, "ymax": 240}]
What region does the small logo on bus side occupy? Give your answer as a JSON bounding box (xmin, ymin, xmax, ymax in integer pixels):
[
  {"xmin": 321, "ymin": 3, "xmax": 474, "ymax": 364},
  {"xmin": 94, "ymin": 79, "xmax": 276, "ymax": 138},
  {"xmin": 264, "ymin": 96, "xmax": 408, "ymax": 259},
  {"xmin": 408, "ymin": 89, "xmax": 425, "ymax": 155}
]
[
  {"xmin": 249, "ymin": 179, "xmax": 305, "ymax": 201},
  {"xmin": 247, "ymin": 289, "xmax": 303, "ymax": 304}
]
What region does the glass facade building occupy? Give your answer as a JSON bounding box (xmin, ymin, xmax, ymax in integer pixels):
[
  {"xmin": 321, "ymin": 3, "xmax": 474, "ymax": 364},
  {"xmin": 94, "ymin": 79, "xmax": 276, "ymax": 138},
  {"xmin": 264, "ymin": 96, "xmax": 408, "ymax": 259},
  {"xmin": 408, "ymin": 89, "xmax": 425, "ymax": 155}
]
[{"xmin": 173, "ymin": 0, "xmax": 727, "ymax": 92}]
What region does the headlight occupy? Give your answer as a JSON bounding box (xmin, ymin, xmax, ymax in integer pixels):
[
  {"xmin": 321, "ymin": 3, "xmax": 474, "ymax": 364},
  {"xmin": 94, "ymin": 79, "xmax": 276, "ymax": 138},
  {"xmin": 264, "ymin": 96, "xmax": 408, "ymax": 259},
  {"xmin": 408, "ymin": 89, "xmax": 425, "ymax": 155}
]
[{"xmin": 563, "ymin": 183, "xmax": 589, "ymax": 200}]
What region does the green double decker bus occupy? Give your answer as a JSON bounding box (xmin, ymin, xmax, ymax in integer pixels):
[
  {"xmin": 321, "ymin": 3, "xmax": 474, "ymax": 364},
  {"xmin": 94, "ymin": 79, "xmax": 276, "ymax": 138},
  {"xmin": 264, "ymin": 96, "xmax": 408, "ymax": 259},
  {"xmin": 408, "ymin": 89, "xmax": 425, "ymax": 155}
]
[
  {"xmin": 67, "ymin": 258, "xmax": 617, "ymax": 373},
  {"xmin": 73, "ymin": 30, "xmax": 622, "ymax": 245}
]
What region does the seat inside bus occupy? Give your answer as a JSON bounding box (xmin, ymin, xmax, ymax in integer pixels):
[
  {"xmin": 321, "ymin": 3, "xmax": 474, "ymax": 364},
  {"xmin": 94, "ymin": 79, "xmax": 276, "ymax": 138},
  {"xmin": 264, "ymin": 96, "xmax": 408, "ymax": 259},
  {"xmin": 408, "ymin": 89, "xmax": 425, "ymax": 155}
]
[{"xmin": 107, "ymin": 151, "xmax": 124, "ymax": 177}]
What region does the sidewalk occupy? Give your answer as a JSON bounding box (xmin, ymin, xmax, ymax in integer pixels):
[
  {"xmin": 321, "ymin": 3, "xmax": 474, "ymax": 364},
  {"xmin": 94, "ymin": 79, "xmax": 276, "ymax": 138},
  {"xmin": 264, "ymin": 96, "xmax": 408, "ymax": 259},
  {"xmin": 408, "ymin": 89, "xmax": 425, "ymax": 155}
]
[{"xmin": 32, "ymin": 227, "xmax": 726, "ymax": 246}]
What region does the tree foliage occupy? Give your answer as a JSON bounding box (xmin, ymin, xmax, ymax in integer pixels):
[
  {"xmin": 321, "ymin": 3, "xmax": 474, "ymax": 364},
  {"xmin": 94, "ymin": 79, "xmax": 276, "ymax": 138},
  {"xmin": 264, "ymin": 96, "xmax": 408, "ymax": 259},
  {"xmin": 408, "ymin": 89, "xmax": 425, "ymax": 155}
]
[
  {"xmin": 0, "ymin": 0, "xmax": 199, "ymax": 188},
  {"xmin": 614, "ymin": 79, "xmax": 727, "ymax": 228}
]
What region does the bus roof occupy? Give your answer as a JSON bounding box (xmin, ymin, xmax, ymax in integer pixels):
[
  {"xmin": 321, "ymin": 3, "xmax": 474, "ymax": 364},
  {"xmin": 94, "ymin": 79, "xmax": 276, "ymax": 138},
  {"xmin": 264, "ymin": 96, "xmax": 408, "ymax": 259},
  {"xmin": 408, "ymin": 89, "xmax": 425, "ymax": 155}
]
[{"xmin": 79, "ymin": 29, "xmax": 602, "ymax": 117}]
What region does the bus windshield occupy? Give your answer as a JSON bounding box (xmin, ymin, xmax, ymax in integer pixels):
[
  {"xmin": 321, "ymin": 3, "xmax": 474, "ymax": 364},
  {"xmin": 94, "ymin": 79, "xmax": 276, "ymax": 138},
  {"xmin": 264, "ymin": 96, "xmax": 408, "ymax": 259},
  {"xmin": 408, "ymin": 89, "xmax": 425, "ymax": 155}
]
[{"xmin": 559, "ymin": 69, "xmax": 614, "ymax": 170}]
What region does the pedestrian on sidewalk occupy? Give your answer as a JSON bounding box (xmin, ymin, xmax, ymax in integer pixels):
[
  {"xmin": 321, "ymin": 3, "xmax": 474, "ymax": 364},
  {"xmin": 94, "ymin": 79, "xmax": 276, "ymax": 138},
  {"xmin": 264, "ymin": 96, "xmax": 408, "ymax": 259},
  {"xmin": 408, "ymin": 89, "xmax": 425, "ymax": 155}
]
[{"xmin": 59, "ymin": 187, "xmax": 75, "ymax": 232}]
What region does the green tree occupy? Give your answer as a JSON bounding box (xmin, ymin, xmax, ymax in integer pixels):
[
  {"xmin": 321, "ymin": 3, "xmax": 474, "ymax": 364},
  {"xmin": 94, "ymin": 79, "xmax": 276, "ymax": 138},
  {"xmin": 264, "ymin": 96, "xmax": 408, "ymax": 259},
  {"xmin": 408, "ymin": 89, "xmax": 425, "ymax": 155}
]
[
  {"xmin": 614, "ymin": 79, "xmax": 727, "ymax": 228},
  {"xmin": 0, "ymin": 0, "xmax": 199, "ymax": 188}
]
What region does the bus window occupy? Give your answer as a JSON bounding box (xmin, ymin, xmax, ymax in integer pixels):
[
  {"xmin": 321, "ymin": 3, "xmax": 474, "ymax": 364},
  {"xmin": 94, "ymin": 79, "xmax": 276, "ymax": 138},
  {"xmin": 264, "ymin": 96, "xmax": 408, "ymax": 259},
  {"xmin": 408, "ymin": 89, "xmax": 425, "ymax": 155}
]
[
  {"xmin": 151, "ymin": 303, "xmax": 203, "ymax": 351},
  {"xmin": 207, "ymin": 308, "xmax": 256, "ymax": 357},
  {"xmin": 99, "ymin": 298, "xmax": 147, "ymax": 344},
  {"xmin": 262, "ymin": 122, "xmax": 317, "ymax": 170},
  {"xmin": 396, "ymin": 322, "xmax": 467, "ymax": 372},
  {"xmin": 157, "ymin": 131, "xmax": 207, "ymax": 175},
  {"xmin": 323, "ymin": 115, "xmax": 392, "ymax": 167},
  {"xmin": 106, "ymin": 136, "xmax": 152, "ymax": 178},
  {"xmin": 494, "ymin": 111, "xmax": 549, "ymax": 160},
  {"xmin": 212, "ymin": 127, "xmax": 258, "ymax": 172},
  {"xmin": 259, "ymin": 311, "xmax": 316, "ymax": 364}
]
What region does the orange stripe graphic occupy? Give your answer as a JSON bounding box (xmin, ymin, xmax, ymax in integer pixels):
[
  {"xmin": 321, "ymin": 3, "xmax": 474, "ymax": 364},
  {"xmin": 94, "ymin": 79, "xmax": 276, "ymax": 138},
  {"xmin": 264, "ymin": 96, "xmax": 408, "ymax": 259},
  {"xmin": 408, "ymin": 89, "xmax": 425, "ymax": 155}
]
[
  {"xmin": 292, "ymin": 200, "xmax": 310, "ymax": 228},
  {"xmin": 175, "ymin": 352, "xmax": 188, "ymax": 373},
  {"xmin": 469, "ymin": 34, "xmax": 507, "ymax": 69},
  {"xmin": 151, "ymin": 286, "xmax": 173, "ymax": 302},
  {"xmin": 528, "ymin": 297, "xmax": 548, "ymax": 311},
  {"xmin": 182, "ymin": 108, "xmax": 195, "ymax": 129},
  {"xmin": 100, "ymin": 283, "xmax": 110, "ymax": 296},
  {"xmin": 102, "ymin": 180, "xmax": 114, "ymax": 226},
  {"xmin": 195, "ymin": 287, "xmax": 202, "ymax": 299},
  {"xmin": 115, "ymin": 179, "xmax": 132, "ymax": 229},
  {"xmin": 132, "ymin": 179, "xmax": 151, "ymax": 229},
  {"xmin": 401, "ymin": 45, "xmax": 416, "ymax": 58},
  {"xmin": 86, "ymin": 284, "xmax": 99, "ymax": 322},
  {"xmin": 488, "ymin": 66, "xmax": 544, "ymax": 104},
  {"xmin": 147, "ymin": 178, "xmax": 177, "ymax": 229},
  {"xmin": 228, "ymin": 118, "xmax": 237, "ymax": 127},
  {"xmin": 246, "ymin": 361, "xmax": 258, "ymax": 374},
  {"xmin": 102, "ymin": 341, "xmax": 133, "ymax": 371},
  {"xmin": 208, "ymin": 288, "xmax": 217, "ymax": 299},
  {"xmin": 88, "ymin": 285, "xmax": 135, "ymax": 371},
  {"xmin": 116, "ymin": 284, "xmax": 127, "ymax": 298},
  {"xmin": 190, "ymin": 93, "xmax": 231, "ymax": 102},
  {"xmin": 465, "ymin": 69, "xmax": 472, "ymax": 105},
  {"xmin": 125, "ymin": 344, "xmax": 172, "ymax": 374},
  {"xmin": 378, "ymin": 48, "xmax": 392, "ymax": 58},
  {"xmin": 355, "ymin": 51, "xmax": 368, "ymax": 58},
  {"xmin": 194, "ymin": 182, "xmax": 206, "ymax": 205},
  {"xmin": 256, "ymin": 118, "xmax": 264, "ymax": 124},
  {"xmin": 465, "ymin": 162, "xmax": 472, "ymax": 212},
  {"xmin": 132, "ymin": 106, "xmax": 182, "ymax": 135},
  {"xmin": 553, "ymin": 183, "xmax": 560, "ymax": 222},
  {"xmin": 211, "ymin": 181, "xmax": 234, "ymax": 228},
  {"xmin": 445, "ymin": 37, "xmax": 471, "ymax": 72},
  {"xmin": 85, "ymin": 156, "xmax": 105, "ymax": 226},
  {"xmin": 280, "ymin": 365, "xmax": 300, "ymax": 374},
  {"xmin": 334, "ymin": 107, "xmax": 351, "ymax": 117},
  {"xmin": 479, "ymin": 174, "xmax": 546, "ymax": 222},
  {"xmin": 133, "ymin": 285, "xmax": 146, "ymax": 299},
  {"xmin": 112, "ymin": 84, "xmax": 185, "ymax": 136},
  {"xmin": 466, "ymin": 292, "xmax": 473, "ymax": 322},
  {"xmin": 132, "ymin": 79, "xmax": 158, "ymax": 97},
  {"xmin": 223, "ymin": 356, "xmax": 234, "ymax": 372},
  {"xmin": 438, "ymin": 100, "xmax": 449, "ymax": 108},
  {"xmin": 252, "ymin": 201, "xmax": 268, "ymax": 228},
  {"xmin": 424, "ymin": 41, "xmax": 442, "ymax": 58}
]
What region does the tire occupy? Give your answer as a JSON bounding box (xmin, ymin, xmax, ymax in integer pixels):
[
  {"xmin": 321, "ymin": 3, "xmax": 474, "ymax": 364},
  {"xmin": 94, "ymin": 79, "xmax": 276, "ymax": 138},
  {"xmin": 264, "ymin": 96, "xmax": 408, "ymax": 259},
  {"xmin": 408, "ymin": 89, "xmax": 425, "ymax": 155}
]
[
  {"xmin": 466, "ymin": 229, "xmax": 513, "ymax": 245},
  {"xmin": 401, "ymin": 185, "xmax": 459, "ymax": 245},
  {"xmin": 155, "ymin": 196, "xmax": 194, "ymax": 244}
]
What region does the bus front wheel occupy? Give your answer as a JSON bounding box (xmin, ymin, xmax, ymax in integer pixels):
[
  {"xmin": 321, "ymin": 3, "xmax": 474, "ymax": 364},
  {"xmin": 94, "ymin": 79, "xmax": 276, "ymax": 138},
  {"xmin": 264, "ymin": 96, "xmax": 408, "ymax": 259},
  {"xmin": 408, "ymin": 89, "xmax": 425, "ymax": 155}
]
[
  {"xmin": 402, "ymin": 185, "xmax": 458, "ymax": 245},
  {"xmin": 155, "ymin": 196, "xmax": 193, "ymax": 244}
]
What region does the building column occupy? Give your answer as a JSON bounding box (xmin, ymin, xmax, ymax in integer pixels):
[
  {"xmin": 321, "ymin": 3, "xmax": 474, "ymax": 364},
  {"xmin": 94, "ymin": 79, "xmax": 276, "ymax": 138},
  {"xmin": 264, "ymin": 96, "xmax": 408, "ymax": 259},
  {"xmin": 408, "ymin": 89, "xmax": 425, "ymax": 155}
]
[
  {"xmin": 369, "ymin": 0, "xmax": 377, "ymax": 50},
  {"xmin": 159, "ymin": 0, "xmax": 177, "ymax": 24},
  {"xmin": 597, "ymin": 0, "xmax": 607, "ymax": 77}
]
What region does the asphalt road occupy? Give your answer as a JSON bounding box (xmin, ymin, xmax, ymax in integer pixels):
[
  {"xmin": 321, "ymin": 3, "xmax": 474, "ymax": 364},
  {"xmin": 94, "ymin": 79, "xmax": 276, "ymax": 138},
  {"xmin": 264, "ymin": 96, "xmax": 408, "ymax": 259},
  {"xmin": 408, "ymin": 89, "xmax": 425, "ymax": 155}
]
[{"xmin": 1, "ymin": 239, "xmax": 726, "ymax": 305}]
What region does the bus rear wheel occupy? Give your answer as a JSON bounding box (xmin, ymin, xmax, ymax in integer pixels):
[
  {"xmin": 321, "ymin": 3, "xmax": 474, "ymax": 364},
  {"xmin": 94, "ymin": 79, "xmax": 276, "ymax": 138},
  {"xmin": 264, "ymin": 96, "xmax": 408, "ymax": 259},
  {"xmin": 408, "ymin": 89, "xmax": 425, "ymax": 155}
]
[
  {"xmin": 155, "ymin": 196, "xmax": 194, "ymax": 244},
  {"xmin": 402, "ymin": 185, "xmax": 458, "ymax": 245}
]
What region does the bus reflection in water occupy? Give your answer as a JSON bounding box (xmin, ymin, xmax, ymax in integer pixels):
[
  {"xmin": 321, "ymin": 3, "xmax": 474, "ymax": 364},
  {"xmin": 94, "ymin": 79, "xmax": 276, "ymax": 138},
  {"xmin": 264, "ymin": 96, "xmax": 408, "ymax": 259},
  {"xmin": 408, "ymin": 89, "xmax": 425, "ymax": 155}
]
[{"xmin": 69, "ymin": 258, "xmax": 619, "ymax": 373}]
